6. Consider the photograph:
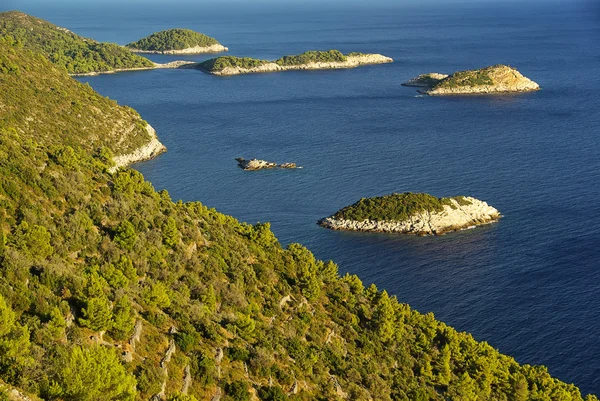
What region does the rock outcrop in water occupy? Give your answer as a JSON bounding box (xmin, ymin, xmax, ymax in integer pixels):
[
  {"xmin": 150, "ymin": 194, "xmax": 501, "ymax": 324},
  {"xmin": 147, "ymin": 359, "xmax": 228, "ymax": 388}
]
[
  {"xmin": 404, "ymin": 65, "xmax": 539, "ymax": 95},
  {"xmin": 319, "ymin": 193, "xmax": 501, "ymax": 235},
  {"xmin": 236, "ymin": 158, "xmax": 300, "ymax": 171}
]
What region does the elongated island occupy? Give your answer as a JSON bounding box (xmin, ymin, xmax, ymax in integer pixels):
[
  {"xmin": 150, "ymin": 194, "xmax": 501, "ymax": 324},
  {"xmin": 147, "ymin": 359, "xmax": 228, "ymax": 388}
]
[
  {"xmin": 319, "ymin": 192, "xmax": 501, "ymax": 235},
  {"xmin": 126, "ymin": 28, "xmax": 228, "ymax": 54},
  {"xmin": 403, "ymin": 65, "xmax": 539, "ymax": 95},
  {"xmin": 198, "ymin": 50, "xmax": 393, "ymax": 76}
]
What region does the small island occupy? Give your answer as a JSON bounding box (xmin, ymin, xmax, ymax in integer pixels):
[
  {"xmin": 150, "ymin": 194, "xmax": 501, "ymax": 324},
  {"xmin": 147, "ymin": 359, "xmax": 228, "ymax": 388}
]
[
  {"xmin": 403, "ymin": 65, "xmax": 539, "ymax": 95},
  {"xmin": 198, "ymin": 50, "xmax": 393, "ymax": 76},
  {"xmin": 318, "ymin": 192, "xmax": 501, "ymax": 235},
  {"xmin": 126, "ymin": 28, "xmax": 228, "ymax": 54},
  {"xmin": 236, "ymin": 158, "xmax": 300, "ymax": 171}
]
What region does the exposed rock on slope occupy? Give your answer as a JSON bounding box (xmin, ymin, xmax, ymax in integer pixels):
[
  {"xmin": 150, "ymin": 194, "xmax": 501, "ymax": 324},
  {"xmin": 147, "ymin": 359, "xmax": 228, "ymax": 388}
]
[
  {"xmin": 111, "ymin": 124, "xmax": 167, "ymax": 172},
  {"xmin": 319, "ymin": 193, "xmax": 501, "ymax": 235},
  {"xmin": 416, "ymin": 65, "xmax": 540, "ymax": 95}
]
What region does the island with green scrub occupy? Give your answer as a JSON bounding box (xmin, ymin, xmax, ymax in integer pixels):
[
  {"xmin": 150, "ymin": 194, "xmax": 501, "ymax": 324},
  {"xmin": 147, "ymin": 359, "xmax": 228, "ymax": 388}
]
[
  {"xmin": 403, "ymin": 65, "xmax": 540, "ymax": 95},
  {"xmin": 319, "ymin": 192, "xmax": 501, "ymax": 235},
  {"xmin": 126, "ymin": 28, "xmax": 228, "ymax": 54},
  {"xmin": 0, "ymin": 10, "xmax": 155, "ymax": 75},
  {"xmin": 198, "ymin": 49, "xmax": 393, "ymax": 75}
]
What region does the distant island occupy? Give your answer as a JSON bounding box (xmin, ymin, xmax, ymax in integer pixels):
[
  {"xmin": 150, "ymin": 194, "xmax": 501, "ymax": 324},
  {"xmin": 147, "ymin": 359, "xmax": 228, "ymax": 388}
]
[
  {"xmin": 236, "ymin": 158, "xmax": 299, "ymax": 170},
  {"xmin": 126, "ymin": 28, "xmax": 228, "ymax": 54},
  {"xmin": 0, "ymin": 11, "xmax": 155, "ymax": 74},
  {"xmin": 319, "ymin": 192, "xmax": 501, "ymax": 235},
  {"xmin": 403, "ymin": 65, "xmax": 540, "ymax": 95},
  {"xmin": 198, "ymin": 50, "xmax": 393, "ymax": 75}
]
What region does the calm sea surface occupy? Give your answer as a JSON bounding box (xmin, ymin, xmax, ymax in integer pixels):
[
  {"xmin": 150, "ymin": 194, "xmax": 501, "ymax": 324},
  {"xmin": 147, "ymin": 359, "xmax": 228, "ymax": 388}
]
[{"xmin": 9, "ymin": 0, "xmax": 600, "ymax": 395}]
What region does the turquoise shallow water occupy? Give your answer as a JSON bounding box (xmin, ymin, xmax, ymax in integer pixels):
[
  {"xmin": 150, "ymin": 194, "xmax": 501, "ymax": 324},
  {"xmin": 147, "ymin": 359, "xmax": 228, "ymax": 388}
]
[{"xmin": 9, "ymin": 0, "xmax": 600, "ymax": 394}]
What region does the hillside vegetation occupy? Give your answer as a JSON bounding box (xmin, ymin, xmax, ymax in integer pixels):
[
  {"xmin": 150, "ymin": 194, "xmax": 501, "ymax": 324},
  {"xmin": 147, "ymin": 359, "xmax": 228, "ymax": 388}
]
[
  {"xmin": 199, "ymin": 56, "xmax": 269, "ymax": 72},
  {"xmin": 434, "ymin": 66, "xmax": 495, "ymax": 89},
  {"xmin": 275, "ymin": 50, "xmax": 347, "ymax": 66},
  {"xmin": 126, "ymin": 29, "xmax": 221, "ymax": 51},
  {"xmin": 0, "ymin": 37, "xmax": 153, "ymax": 156},
  {"xmin": 0, "ymin": 36, "xmax": 596, "ymax": 401},
  {"xmin": 0, "ymin": 11, "xmax": 154, "ymax": 74},
  {"xmin": 332, "ymin": 193, "xmax": 473, "ymax": 222}
]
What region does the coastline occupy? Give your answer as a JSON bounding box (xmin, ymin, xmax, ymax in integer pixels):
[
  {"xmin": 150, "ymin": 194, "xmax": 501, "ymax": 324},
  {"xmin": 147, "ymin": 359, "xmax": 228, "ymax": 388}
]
[
  {"xmin": 69, "ymin": 60, "xmax": 200, "ymax": 77},
  {"xmin": 110, "ymin": 123, "xmax": 167, "ymax": 172}
]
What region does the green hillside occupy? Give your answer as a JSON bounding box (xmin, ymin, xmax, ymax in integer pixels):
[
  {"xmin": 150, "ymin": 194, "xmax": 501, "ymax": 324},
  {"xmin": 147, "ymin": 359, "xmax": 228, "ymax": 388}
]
[
  {"xmin": 126, "ymin": 28, "xmax": 221, "ymax": 51},
  {"xmin": 0, "ymin": 36, "xmax": 597, "ymax": 401},
  {"xmin": 0, "ymin": 11, "xmax": 154, "ymax": 74}
]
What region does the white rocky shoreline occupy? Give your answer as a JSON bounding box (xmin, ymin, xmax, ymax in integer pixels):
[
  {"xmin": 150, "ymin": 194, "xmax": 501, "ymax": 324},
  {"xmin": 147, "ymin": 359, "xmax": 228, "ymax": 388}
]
[
  {"xmin": 319, "ymin": 197, "xmax": 501, "ymax": 236},
  {"xmin": 127, "ymin": 43, "xmax": 229, "ymax": 54},
  {"xmin": 110, "ymin": 124, "xmax": 167, "ymax": 172},
  {"xmin": 204, "ymin": 54, "xmax": 394, "ymax": 76}
]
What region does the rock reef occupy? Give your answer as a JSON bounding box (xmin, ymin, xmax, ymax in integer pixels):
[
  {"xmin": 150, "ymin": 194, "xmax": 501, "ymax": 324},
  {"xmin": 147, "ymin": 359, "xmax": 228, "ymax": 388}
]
[
  {"xmin": 236, "ymin": 158, "xmax": 299, "ymax": 171},
  {"xmin": 319, "ymin": 194, "xmax": 500, "ymax": 235},
  {"xmin": 405, "ymin": 65, "xmax": 539, "ymax": 95}
]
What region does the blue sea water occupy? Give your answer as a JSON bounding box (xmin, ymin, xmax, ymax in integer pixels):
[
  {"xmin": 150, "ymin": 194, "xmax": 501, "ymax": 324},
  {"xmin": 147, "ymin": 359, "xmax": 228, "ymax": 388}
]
[{"xmin": 8, "ymin": 0, "xmax": 600, "ymax": 395}]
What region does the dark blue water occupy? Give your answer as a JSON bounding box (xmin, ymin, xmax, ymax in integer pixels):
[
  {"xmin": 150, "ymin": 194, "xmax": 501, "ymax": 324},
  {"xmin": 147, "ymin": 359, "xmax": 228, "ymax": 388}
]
[{"xmin": 9, "ymin": 0, "xmax": 600, "ymax": 395}]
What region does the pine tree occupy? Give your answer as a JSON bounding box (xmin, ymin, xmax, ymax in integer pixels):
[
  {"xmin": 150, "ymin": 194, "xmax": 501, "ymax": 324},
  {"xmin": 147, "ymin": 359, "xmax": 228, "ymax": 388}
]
[
  {"xmin": 56, "ymin": 345, "xmax": 137, "ymax": 401},
  {"xmin": 80, "ymin": 296, "xmax": 113, "ymax": 332},
  {"xmin": 162, "ymin": 216, "xmax": 179, "ymax": 248},
  {"xmin": 374, "ymin": 290, "xmax": 395, "ymax": 342},
  {"xmin": 114, "ymin": 220, "xmax": 137, "ymax": 250},
  {"xmin": 111, "ymin": 296, "xmax": 135, "ymax": 340}
]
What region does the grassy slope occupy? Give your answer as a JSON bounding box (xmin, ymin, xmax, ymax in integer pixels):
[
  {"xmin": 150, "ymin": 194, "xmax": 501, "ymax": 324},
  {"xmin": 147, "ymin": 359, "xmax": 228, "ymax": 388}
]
[
  {"xmin": 0, "ymin": 10, "xmax": 154, "ymax": 74},
  {"xmin": 126, "ymin": 28, "xmax": 220, "ymax": 51},
  {"xmin": 332, "ymin": 193, "xmax": 473, "ymax": 222},
  {"xmin": 0, "ymin": 38, "xmax": 597, "ymax": 401},
  {"xmin": 433, "ymin": 65, "xmax": 504, "ymax": 89}
]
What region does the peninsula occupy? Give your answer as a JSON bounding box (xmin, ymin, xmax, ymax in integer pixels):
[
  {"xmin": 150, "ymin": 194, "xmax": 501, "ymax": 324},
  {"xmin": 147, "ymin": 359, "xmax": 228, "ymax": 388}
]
[
  {"xmin": 0, "ymin": 11, "xmax": 154, "ymax": 74},
  {"xmin": 404, "ymin": 65, "xmax": 540, "ymax": 95},
  {"xmin": 198, "ymin": 50, "xmax": 393, "ymax": 75},
  {"xmin": 319, "ymin": 192, "xmax": 501, "ymax": 235},
  {"xmin": 126, "ymin": 28, "xmax": 228, "ymax": 54}
]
